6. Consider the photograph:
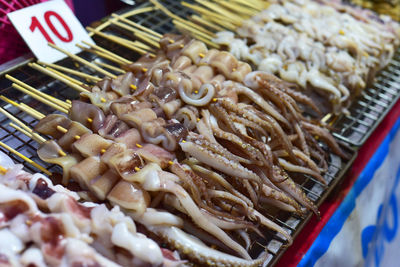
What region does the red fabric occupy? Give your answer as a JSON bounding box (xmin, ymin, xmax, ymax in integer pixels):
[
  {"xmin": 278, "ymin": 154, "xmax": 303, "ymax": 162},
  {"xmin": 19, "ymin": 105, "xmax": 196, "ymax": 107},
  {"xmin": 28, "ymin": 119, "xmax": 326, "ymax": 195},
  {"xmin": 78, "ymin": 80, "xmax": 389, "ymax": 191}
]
[{"xmin": 276, "ymin": 98, "xmax": 400, "ymax": 267}]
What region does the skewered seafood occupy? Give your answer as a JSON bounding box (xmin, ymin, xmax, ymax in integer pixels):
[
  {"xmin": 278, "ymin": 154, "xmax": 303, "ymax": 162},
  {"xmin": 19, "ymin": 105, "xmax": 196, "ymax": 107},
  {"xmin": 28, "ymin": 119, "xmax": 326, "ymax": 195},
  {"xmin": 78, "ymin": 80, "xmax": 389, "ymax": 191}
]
[
  {"xmin": 0, "ymin": 157, "xmax": 183, "ymax": 267},
  {"xmin": 1, "ymin": 32, "xmax": 349, "ymax": 266},
  {"xmin": 174, "ymin": 0, "xmax": 400, "ymax": 114}
]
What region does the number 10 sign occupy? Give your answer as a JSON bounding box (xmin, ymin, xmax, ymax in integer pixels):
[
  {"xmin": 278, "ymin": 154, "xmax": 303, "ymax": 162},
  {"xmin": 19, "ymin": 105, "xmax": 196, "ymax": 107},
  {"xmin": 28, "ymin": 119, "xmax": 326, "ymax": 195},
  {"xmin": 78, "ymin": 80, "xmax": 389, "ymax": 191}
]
[{"xmin": 8, "ymin": 0, "xmax": 94, "ymax": 63}]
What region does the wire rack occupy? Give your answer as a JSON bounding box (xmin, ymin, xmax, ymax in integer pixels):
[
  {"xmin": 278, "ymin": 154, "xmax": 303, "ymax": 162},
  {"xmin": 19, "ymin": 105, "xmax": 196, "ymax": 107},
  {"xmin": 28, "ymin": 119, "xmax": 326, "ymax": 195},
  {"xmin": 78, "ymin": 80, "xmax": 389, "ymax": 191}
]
[
  {"xmin": 0, "ymin": 0, "xmax": 387, "ymax": 266},
  {"xmin": 332, "ymin": 48, "xmax": 400, "ymax": 146}
]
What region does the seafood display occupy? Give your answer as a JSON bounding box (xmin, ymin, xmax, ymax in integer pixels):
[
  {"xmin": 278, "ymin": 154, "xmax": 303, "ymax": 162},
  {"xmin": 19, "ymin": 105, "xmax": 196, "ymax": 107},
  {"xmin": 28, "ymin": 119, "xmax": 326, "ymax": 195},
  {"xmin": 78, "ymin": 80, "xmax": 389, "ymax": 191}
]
[
  {"xmin": 0, "ymin": 152, "xmax": 183, "ymax": 267},
  {"xmin": 0, "ymin": 34, "xmax": 351, "ymax": 266},
  {"xmin": 0, "ymin": 0, "xmax": 399, "ymax": 264},
  {"xmin": 180, "ymin": 0, "xmax": 400, "ymax": 114}
]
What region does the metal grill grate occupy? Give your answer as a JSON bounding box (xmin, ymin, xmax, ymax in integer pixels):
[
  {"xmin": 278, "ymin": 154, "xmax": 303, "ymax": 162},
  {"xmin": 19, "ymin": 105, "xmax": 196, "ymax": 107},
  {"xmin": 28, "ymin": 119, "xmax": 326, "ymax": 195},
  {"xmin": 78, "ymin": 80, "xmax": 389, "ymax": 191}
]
[
  {"xmin": 0, "ymin": 0, "xmax": 383, "ymax": 265},
  {"xmin": 332, "ymin": 48, "xmax": 400, "ymax": 146}
]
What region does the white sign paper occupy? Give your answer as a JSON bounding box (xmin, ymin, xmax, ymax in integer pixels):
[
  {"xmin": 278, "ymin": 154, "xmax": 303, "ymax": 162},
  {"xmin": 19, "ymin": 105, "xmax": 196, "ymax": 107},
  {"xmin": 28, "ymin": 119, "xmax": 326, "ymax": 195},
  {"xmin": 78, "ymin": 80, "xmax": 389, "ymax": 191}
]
[{"xmin": 8, "ymin": 0, "xmax": 94, "ymax": 63}]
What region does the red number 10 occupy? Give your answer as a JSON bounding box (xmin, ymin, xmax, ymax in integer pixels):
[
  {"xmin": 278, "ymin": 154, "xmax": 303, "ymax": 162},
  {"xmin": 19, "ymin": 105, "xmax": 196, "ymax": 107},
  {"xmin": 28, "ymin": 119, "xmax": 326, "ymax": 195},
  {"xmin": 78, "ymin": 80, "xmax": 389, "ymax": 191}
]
[{"xmin": 29, "ymin": 11, "xmax": 73, "ymax": 44}]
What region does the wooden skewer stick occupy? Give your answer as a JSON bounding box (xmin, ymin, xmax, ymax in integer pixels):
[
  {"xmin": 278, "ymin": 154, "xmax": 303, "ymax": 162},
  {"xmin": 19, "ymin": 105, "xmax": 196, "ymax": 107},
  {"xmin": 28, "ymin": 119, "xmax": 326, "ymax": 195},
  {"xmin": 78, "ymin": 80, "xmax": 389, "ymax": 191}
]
[
  {"xmin": 46, "ymin": 67, "xmax": 90, "ymax": 87},
  {"xmin": 321, "ymin": 113, "xmax": 337, "ymax": 126},
  {"xmin": 87, "ymin": 7, "xmax": 158, "ymax": 42},
  {"xmin": 81, "ymin": 41, "xmax": 132, "ymax": 64},
  {"xmin": 11, "ymin": 83, "xmax": 69, "ymax": 114},
  {"xmin": 181, "ymin": 2, "xmax": 237, "ymax": 26},
  {"xmin": 109, "ymin": 34, "xmax": 154, "ymax": 52},
  {"xmin": 8, "ymin": 100, "xmax": 92, "ymax": 149},
  {"xmin": 2, "ymin": 96, "xmax": 77, "ymax": 140},
  {"xmin": 87, "ymin": 6, "xmax": 158, "ymax": 37},
  {"xmin": 150, "ymin": 0, "xmax": 214, "ymax": 36},
  {"xmin": 173, "ymin": 20, "xmax": 219, "ymax": 48},
  {"xmin": 109, "ymin": 19, "xmax": 161, "ymax": 48},
  {"xmin": 9, "ymin": 123, "xmax": 38, "ymax": 143},
  {"xmin": 94, "ymin": 61, "xmax": 126, "ymax": 74},
  {"xmin": 215, "ymin": 0, "xmax": 257, "ymax": 17},
  {"xmin": 29, "ymin": 63, "xmax": 90, "ymax": 93},
  {"xmin": 0, "ymin": 141, "xmax": 52, "ymax": 176},
  {"xmin": 190, "ymin": 15, "xmax": 225, "ymax": 32},
  {"xmin": 111, "ymin": 13, "xmax": 162, "ymax": 39},
  {"xmin": 0, "ymin": 107, "xmax": 67, "ymax": 157},
  {"xmin": 131, "ymin": 40, "xmax": 154, "ymax": 51},
  {"xmin": 37, "ymin": 61, "xmax": 102, "ymax": 83},
  {"xmin": 87, "ymin": 27, "xmax": 154, "ymax": 57},
  {"xmin": 1, "ymin": 97, "xmax": 83, "ymax": 143},
  {"xmin": 229, "ymin": 0, "xmax": 267, "ymax": 11},
  {"xmin": 21, "ymin": 103, "xmax": 45, "ymax": 119},
  {"xmin": 173, "ymin": 19, "xmax": 213, "ymax": 41},
  {"xmin": 5, "ymin": 74, "xmax": 70, "ymax": 110},
  {"xmin": 0, "ymin": 106, "xmax": 46, "ymax": 144},
  {"xmin": 202, "ymin": 14, "xmax": 236, "ymax": 31},
  {"xmin": 48, "ymin": 43, "xmax": 117, "ymax": 79},
  {"xmin": 195, "ymin": 0, "xmax": 244, "ymax": 22},
  {"xmin": 0, "ymin": 96, "xmax": 44, "ymax": 120},
  {"xmin": 76, "ymin": 45, "xmax": 128, "ymax": 67},
  {"xmin": 0, "ymin": 165, "xmax": 7, "ymax": 175}
]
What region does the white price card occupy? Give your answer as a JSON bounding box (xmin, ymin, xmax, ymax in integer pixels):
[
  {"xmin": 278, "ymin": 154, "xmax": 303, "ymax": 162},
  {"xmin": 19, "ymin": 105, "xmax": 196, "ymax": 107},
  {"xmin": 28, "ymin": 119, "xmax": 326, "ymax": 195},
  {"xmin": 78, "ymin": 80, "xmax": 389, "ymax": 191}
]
[{"xmin": 8, "ymin": 0, "xmax": 94, "ymax": 63}]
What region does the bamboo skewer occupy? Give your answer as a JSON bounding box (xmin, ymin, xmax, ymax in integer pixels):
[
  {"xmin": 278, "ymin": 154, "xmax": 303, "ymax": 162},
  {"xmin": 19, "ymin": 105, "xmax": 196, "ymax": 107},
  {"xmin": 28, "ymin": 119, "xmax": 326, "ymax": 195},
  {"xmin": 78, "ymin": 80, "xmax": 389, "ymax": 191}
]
[
  {"xmin": 181, "ymin": 2, "xmax": 236, "ymax": 27},
  {"xmin": 37, "ymin": 61, "xmax": 102, "ymax": 83},
  {"xmin": 239, "ymin": 0, "xmax": 268, "ymax": 11},
  {"xmin": 46, "ymin": 67, "xmax": 90, "ymax": 87},
  {"xmin": 81, "ymin": 40, "xmax": 133, "ymax": 64},
  {"xmin": 173, "ymin": 19, "xmax": 213, "ymax": 41},
  {"xmin": 87, "ymin": 6, "xmax": 157, "ymax": 37},
  {"xmin": 0, "ymin": 141, "xmax": 52, "ymax": 176},
  {"xmin": 109, "ymin": 19, "xmax": 161, "ymax": 48},
  {"xmin": 0, "ymin": 106, "xmax": 46, "ymax": 144},
  {"xmin": 0, "ymin": 165, "xmax": 7, "ymax": 175},
  {"xmin": 111, "ymin": 13, "xmax": 162, "ymax": 39},
  {"xmin": 5, "ymin": 82, "xmax": 111, "ymax": 130},
  {"xmin": 1, "ymin": 96, "xmax": 74, "ymax": 139},
  {"xmin": 9, "ymin": 123, "xmax": 36, "ymax": 142},
  {"xmin": 121, "ymin": 6, "xmax": 157, "ymax": 18},
  {"xmin": 87, "ymin": 27, "xmax": 154, "ymax": 56},
  {"xmin": 203, "ymin": 14, "xmax": 236, "ymax": 31},
  {"xmin": 94, "ymin": 61, "xmax": 126, "ymax": 74},
  {"xmin": 190, "ymin": 15, "xmax": 225, "ymax": 32},
  {"xmin": 0, "ymin": 104, "xmax": 69, "ymax": 158},
  {"xmin": 173, "ymin": 20, "xmax": 219, "ymax": 48},
  {"xmin": 11, "ymin": 84, "xmax": 69, "ymax": 114},
  {"xmin": 150, "ymin": 0, "xmax": 215, "ymax": 37},
  {"xmin": 29, "ymin": 63, "xmax": 90, "ymax": 94},
  {"xmin": 20, "ymin": 103, "xmax": 44, "ymax": 119},
  {"xmin": 131, "ymin": 40, "xmax": 154, "ymax": 51},
  {"xmin": 215, "ymin": 0, "xmax": 258, "ymax": 17},
  {"xmin": 110, "ymin": 35, "xmax": 154, "ymax": 51},
  {"xmin": 0, "ymin": 96, "xmax": 44, "ymax": 120},
  {"xmin": 76, "ymin": 44, "xmax": 127, "ymax": 66},
  {"xmin": 48, "ymin": 43, "xmax": 117, "ymax": 79},
  {"xmin": 194, "ymin": 0, "xmax": 244, "ymax": 22},
  {"xmin": 5, "ymin": 74, "xmax": 70, "ymax": 110}
]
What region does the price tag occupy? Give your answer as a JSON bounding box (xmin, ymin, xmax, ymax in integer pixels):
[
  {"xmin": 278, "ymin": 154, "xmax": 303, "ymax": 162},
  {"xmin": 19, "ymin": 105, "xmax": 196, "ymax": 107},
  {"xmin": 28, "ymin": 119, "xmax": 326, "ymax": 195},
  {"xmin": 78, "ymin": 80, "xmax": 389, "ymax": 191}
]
[{"xmin": 8, "ymin": 0, "xmax": 94, "ymax": 63}]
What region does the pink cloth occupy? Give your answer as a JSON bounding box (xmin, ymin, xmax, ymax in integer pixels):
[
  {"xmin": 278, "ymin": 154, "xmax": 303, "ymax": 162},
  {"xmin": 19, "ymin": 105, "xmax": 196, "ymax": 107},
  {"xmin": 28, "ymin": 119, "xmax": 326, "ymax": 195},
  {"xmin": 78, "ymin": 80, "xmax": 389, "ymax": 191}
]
[{"xmin": 0, "ymin": 0, "xmax": 74, "ymax": 65}]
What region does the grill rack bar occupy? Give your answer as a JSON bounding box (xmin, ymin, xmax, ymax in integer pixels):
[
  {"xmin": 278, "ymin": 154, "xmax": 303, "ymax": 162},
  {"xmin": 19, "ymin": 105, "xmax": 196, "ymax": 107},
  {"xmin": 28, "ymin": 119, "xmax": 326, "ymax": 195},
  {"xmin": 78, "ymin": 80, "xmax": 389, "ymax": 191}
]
[{"xmin": 332, "ymin": 49, "xmax": 400, "ymax": 146}]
